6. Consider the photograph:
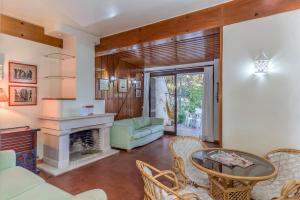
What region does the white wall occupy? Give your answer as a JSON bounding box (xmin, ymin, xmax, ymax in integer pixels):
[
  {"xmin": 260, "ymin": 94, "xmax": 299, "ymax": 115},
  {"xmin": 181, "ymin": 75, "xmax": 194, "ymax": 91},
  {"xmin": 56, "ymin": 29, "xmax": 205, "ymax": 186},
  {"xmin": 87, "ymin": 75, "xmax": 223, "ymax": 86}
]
[
  {"xmin": 223, "ymin": 10, "xmax": 300, "ymax": 155},
  {"xmin": 43, "ymin": 25, "xmax": 105, "ymax": 117},
  {"xmin": 0, "ymin": 33, "xmax": 62, "ymax": 157}
]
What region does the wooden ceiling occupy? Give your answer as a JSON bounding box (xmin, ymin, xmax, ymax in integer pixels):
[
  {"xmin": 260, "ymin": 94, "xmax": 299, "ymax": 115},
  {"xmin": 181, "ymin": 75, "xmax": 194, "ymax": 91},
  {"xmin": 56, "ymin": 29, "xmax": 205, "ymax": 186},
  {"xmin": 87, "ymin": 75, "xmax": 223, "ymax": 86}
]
[
  {"xmin": 96, "ymin": 0, "xmax": 300, "ymax": 53},
  {"xmin": 96, "ymin": 28, "xmax": 220, "ymax": 67}
]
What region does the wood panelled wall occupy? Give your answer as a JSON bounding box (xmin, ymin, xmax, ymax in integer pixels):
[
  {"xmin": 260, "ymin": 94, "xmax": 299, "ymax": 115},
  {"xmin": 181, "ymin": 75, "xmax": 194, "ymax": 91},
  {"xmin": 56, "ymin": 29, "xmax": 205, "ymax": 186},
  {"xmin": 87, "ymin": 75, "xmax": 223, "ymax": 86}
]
[{"xmin": 95, "ymin": 55, "xmax": 144, "ymax": 120}]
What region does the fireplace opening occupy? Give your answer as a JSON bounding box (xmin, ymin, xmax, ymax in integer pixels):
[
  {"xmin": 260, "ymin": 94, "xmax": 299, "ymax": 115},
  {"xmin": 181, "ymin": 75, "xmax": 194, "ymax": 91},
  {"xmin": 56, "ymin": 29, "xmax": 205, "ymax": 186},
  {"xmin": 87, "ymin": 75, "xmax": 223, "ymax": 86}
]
[{"xmin": 69, "ymin": 129, "xmax": 100, "ymax": 161}]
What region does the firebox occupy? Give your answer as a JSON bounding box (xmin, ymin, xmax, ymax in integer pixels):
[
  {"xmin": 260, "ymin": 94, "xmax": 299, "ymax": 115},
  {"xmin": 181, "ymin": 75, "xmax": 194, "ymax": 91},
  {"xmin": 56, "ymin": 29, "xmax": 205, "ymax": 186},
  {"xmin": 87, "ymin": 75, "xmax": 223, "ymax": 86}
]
[{"xmin": 69, "ymin": 129, "xmax": 100, "ymax": 162}]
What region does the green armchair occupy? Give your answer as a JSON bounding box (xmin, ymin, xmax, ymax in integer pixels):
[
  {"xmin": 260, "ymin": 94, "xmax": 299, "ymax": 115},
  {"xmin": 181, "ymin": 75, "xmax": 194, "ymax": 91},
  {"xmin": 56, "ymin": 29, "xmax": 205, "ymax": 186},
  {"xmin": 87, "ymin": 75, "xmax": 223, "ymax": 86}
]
[
  {"xmin": 0, "ymin": 150, "xmax": 107, "ymax": 200},
  {"xmin": 110, "ymin": 117, "xmax": 164, "ymax": 150}
]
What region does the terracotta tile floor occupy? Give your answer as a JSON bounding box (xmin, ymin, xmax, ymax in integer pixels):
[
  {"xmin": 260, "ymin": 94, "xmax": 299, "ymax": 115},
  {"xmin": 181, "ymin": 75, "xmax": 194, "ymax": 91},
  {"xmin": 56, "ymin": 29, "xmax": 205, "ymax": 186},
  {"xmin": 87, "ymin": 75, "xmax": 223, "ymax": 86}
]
[{"xmin": 40, "ymin": 136, "xmax": 216, "ymax": 200}]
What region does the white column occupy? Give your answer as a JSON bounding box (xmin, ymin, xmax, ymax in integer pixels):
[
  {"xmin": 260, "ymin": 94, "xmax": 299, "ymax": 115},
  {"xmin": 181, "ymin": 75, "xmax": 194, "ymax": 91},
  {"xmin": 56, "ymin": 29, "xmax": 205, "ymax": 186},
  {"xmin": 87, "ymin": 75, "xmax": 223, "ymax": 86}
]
[
  {"xmin": 98, "ymin": 126, "xmax": 111, "ymax": 152},
  {"xmin": 43, "ymin": 129, "xmax": 70, "ymax": 169}
]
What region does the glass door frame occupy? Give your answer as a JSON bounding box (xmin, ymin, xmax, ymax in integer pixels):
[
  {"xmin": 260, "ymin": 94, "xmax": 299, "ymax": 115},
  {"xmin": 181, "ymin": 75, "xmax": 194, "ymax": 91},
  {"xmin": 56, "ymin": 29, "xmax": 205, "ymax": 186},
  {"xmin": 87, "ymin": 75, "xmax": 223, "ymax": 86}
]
[{"xmin": 149, "ymin": 67, "xmax": 205, "ymax": 136}]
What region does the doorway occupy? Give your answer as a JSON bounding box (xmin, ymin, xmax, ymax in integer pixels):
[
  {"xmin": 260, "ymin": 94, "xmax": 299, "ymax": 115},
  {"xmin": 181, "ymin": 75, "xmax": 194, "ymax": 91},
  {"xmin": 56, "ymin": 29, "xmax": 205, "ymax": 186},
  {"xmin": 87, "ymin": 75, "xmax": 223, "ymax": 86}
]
[{"xmin": 150, "ymin": 74, "xmax": 176, "ymax": 134}]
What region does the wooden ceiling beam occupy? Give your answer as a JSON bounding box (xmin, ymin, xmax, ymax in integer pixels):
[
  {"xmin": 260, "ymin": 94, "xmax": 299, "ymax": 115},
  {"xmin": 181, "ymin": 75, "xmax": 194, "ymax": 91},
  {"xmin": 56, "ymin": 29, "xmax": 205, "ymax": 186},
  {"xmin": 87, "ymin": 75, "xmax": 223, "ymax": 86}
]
[
  {"xmin": 0, "ymin": 14, "xmax": 63, "ymax": 48},
  {"xmin": 96, "ymin": 0, "xmax": 300, "ymax": 53}
]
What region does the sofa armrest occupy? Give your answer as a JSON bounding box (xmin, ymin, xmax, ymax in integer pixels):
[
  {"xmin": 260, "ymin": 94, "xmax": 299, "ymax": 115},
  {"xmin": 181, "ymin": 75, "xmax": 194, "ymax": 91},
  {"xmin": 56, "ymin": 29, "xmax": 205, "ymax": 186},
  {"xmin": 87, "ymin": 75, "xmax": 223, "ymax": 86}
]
[
  {"xmin": 70, "ymin": 189, "xmax": 107, "ymax": 200},
  {"xmin": 151, "ymin": 118, "xmax": 164, "ymax": 125},
  {"xmin": 110, "ymin": 125, "xmax": 134, "ymax": 149},
  {"xmin": 0, "ymin": 150, "xmax": 16, "ymax": 171}
]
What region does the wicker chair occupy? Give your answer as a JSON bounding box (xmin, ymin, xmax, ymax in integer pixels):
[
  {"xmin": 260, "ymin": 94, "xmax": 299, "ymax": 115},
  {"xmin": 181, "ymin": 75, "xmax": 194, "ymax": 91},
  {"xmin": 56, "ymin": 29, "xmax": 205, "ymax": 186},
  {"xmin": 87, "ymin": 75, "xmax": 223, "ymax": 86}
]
[
  {"xmin": 252, "ymin": 149, "xmax": 300, "ymax": 200},
  {"xmin": 276, "ymin": 180, "xmax": 300, "ymax": 200},
  {"xmin": 136, "ymin": 160, "xmax": 212, "ymax": 200},
  {"xmin": 169, "ymin": 136, "xmax": 209, "ymax": 188}
]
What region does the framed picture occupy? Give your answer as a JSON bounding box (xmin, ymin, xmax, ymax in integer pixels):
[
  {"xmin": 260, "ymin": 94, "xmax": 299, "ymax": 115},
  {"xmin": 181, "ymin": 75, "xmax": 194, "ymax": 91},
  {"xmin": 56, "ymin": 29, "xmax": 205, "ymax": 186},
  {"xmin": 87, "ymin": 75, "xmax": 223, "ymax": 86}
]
[
  {"xmin": 9, "ymin": 62, "xmax": 37, "ymax": 84},
  {"xmin": 136, "ymin": 89, "xmax": 142, "ymax": 98},
  {"xmin": 118, "ymin": 79, "xmax": 128, "ymax": 93},
  {"xmin": 99, "ymin": 79, "xmax": 109, "ymax": 91},
  {"xmin": 9, "ymin": 85, "xmax": 37, "ymax": 106},
  {"xmin": 136, "ymin": 80, "xmax": 142, "ymax": 89}
]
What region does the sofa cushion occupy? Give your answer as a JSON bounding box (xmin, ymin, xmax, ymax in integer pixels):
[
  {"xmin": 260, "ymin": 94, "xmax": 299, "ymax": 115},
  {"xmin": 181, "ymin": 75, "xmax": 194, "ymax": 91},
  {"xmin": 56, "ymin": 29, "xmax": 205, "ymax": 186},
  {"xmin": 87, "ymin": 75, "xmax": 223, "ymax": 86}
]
[
  {"xmin": 147, "ymin": 125, "xmax": 164, "ymax": 133},
  {"xmin": 0, "ymin": 166, "xmax": 45, "ymax": 200},
  {"xmin": 133, "ymin": 117, "xmax": 151, "ymax": 130},
  {"xmin": 69, "ymin": 189, "xmax": 107, "ymax": 200},
  {"xmin": 132, "ymin": 128, "xmax": 152, "ymax": 140},
  {"xmin": 10, "ymin": 183, "xmax": 71, "ymax": 200},
  {"xmin": 113, "ymin": 118, "xmax": 134, "ymax": 126}
]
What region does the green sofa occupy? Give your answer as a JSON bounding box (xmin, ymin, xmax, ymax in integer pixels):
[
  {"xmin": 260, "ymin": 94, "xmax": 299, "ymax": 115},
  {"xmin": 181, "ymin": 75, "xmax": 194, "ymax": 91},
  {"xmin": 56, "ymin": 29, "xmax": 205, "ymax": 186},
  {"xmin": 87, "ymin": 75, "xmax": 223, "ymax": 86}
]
[
  {"xmin": 110, "ymin": 117, "xmax": 164, "ymax": 150},
  {"xmin": 0, "ymin": 150, "xmax": 107, "ymax": 200}
]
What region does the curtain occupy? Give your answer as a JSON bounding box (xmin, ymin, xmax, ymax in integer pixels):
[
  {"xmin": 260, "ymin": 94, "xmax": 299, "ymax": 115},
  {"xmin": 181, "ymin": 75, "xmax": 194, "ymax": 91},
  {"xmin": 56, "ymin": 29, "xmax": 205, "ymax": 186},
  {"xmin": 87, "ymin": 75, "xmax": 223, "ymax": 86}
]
[
  {"xmin": 143, "ymin": 72, "xmax": 150, "ymax": 117},
  {"xmin": 202, "ymin": 66, "xmax": 214, "ymax": 142}
]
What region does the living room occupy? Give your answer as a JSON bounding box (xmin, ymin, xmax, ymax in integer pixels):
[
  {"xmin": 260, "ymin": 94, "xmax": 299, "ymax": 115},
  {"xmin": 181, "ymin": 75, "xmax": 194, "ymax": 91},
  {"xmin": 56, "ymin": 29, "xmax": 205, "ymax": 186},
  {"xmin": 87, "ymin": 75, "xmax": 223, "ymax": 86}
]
[{"xmin": 1, "ymin": 1, "xmax": 300, "ymax": 200}]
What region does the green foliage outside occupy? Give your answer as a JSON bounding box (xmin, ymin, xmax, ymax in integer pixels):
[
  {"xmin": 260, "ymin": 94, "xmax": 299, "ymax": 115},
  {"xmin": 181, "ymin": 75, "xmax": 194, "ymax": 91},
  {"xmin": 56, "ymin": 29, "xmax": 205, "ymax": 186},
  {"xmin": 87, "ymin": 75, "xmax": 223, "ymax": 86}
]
[
  {"xmin": 162, "ymin": 74, "xmax": 204, "ymax": 124},
  {"xmin": 177, "ymin": 74, "xmax": 204, "ymax": 124}
]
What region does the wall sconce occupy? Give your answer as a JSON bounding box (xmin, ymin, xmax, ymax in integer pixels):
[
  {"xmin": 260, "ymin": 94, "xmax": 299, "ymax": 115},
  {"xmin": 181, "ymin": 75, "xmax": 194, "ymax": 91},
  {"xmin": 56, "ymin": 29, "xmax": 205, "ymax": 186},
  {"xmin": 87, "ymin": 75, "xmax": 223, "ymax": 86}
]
[
  {"xmin": 0, "ymin": 88, "xmax": 8, "ymax": 102},
  {"xmin": 131, "ymin": 79, "xmax": 137, "ymax": 85},
  {"xmin": 110, "ymin": 75, "xmax": 117, "ymax": 82},
  {"xmin": 255, "ymin": 52, "xmax": 270, "ymax": 74},
  {"xmin": 109, "ymin": 75, "xmax": 117, "ymax": 88}
]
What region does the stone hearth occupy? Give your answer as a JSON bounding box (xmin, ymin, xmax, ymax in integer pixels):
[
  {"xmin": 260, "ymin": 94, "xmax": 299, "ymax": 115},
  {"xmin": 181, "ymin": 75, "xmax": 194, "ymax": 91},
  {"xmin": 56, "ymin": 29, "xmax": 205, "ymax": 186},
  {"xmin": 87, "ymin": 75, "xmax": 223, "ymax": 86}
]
[{"xmin": 38, "ymin": 113, "xmax": 118, "ymax": 176}]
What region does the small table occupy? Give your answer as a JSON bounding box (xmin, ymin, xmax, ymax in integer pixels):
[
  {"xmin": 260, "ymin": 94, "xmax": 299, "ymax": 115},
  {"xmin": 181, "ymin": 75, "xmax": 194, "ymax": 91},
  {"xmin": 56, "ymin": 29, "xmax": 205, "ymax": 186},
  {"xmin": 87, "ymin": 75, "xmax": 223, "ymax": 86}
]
[{"xmin": 191, "ymin": 148, "xmax": 278, "ymax": 200}]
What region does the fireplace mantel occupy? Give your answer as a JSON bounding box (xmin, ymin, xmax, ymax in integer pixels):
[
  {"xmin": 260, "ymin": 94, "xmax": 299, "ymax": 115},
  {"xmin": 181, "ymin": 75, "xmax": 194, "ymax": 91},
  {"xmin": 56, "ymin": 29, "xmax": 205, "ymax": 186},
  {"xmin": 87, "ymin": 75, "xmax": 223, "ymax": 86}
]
[
  {"xmin": 40, "ymin": 113, "xmax": 115, "ymax": 121},
  {"xmin": 40, "ymin": 113, "xmax": 116, "ymax": 134}
]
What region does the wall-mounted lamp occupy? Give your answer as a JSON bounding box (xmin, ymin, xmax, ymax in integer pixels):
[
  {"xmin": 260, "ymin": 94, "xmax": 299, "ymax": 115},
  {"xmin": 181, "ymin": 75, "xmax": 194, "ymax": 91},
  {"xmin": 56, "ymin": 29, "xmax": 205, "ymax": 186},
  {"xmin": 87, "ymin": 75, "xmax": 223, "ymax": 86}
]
[
  {"xmin": 109, "ymin": 75, "xmax": 117, "ymax": 88},
  {"xmin": 132, "ymin": 79, "xmax": 137, "ymax": 85},
  {"xmin": 0, "ymin": 88, "xmax": 8, "ymax": 102},
  {"xmin": 255, "ymin": 52, "xmax": 270, "ymax": 74},
  {"xmin": 110, "ymin": 75, "xmax": 117, "ymax": 82}
]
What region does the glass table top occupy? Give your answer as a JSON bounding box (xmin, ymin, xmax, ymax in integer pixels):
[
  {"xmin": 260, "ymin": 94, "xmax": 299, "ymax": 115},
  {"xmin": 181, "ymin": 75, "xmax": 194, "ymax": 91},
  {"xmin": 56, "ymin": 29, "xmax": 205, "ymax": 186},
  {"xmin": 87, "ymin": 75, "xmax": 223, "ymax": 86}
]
[{"xmin": 191, "ymin": 149, "xmax": 276, "ymax": 179}]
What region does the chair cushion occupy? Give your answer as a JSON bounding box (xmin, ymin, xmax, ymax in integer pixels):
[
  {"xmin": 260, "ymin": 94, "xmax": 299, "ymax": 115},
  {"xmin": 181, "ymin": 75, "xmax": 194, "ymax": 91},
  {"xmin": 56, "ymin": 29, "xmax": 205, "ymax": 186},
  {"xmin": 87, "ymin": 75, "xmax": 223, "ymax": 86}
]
[
  {"xmin": 0, "ymin": 166, "xmax": 45, "ymax": 200},
  {"xmin": 10, "ymin": 183, "xmax": 72, "ymax": 200},
  {"xmin": 132, "ymin": 128, "xmax": 152, "ymax": 140},
  {"xmin": 168, "ymin": 185, "xmax": 212, "ymax": 200},
  {"xmin": 185, "ymin": 163, "xmax": 209, "ymax": 187},
  {"xmin": 133, "ymin": 117, "xmax": 151, "ymax": 130},
  {"xmin": 147, "ymin": 125, "xmax": 163, "ymax": 133},
  {"xmin": 252, "ymin": 151, "xmax": 300, "ymax": 200},
  {"xmin": 171, "ymin": 137, "xmax": 208, "ymax": 187},
  {"xmin": 251, "ymin": 180, "xmax": 282, "ymax": 200}
]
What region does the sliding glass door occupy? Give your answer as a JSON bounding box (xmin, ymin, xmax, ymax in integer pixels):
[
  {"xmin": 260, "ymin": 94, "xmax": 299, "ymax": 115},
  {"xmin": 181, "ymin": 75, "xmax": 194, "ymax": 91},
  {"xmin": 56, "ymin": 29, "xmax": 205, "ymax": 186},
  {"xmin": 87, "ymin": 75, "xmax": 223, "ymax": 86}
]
[
  {"xmin": 176, "ymin": 72, "xmax": 204, "ymax": 138},
  {"xmin": 149, "ymin": 66, "xmax": 217, "ymax": 141}
]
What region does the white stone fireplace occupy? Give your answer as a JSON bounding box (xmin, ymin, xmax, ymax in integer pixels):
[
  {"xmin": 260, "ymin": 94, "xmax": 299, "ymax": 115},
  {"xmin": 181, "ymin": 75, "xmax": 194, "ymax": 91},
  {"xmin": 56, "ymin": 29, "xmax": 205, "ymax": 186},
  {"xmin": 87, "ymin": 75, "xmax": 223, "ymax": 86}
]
[
  {"xmin": 38, "ymin": 113, "xmax": 118, "ymax": 176},
  {"xmin": 36, "ymin": 24, "xmax": 120, "ymax": 176}
]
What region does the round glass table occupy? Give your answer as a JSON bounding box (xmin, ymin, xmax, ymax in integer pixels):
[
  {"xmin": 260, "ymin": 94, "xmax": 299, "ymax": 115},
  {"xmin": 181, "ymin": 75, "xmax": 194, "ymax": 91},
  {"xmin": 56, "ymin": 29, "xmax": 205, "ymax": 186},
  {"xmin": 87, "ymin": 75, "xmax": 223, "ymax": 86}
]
[{"xmin": 191, "ymin": 148, "xmax": 278, "ymax": 200}]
